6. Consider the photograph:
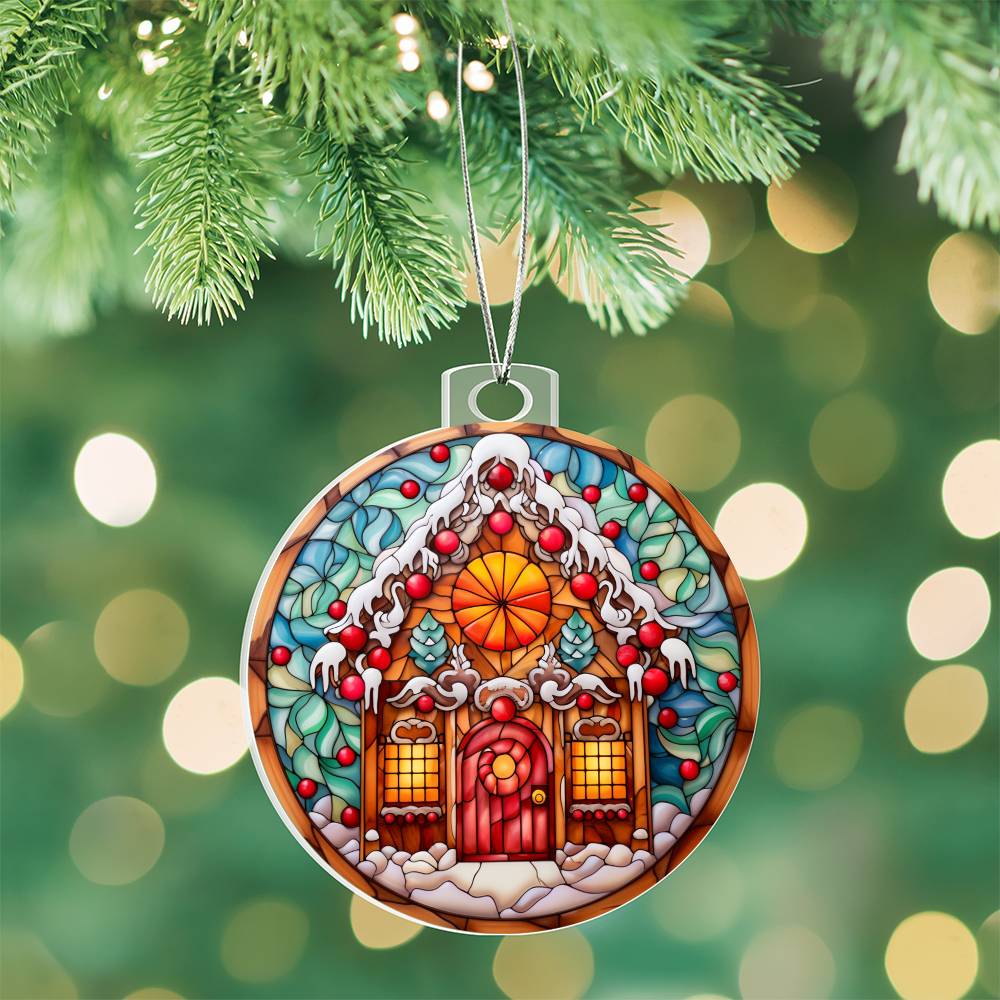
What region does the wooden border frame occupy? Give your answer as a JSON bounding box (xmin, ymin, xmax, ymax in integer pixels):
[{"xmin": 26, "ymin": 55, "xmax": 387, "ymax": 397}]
[{"xmin": 242, "ymin": 422, "xmax": 759, "ymax": 935}]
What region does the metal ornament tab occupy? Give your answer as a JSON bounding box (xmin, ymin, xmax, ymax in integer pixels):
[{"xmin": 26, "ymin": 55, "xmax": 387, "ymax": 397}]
[{"xmin": 442, "ymin": 364, "xmax": 559, "ymax": 426}]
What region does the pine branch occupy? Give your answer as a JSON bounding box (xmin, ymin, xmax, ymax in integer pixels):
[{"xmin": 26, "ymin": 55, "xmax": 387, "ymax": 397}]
[
  {"xmin": 824, "ymin": 0, "xmax": 1000, "ymax": 230},
  {"xmin": 0, "ymin": 0, "xmax": 109, "ymax": 212},
  {"xmin": 462, "ymin": 78, "xmax": 685, "ymax": 335},
  {"xmin": 135, "ymin": 29, "xmax": 279, "ymax": 325},
  {"xmin": 198, "ymin": 0, "xmax": 409, "ymax": 139},
  {"xmin": 304, "ymin": 130, "xmax": 465, "ymax": 346}
]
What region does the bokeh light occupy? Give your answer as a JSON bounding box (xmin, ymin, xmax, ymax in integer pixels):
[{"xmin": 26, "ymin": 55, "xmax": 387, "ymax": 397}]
[
  {"xmin": 162, "ymin": 676, "xmax": 247, "ymax": 774},
  {"xmin": 678, "ymin": 282, "xmax": 734, "ymax": 332},
  {"xmin": 463, "ymin": 226, "xmax": 531, "ymax": 305},
  {"xmin": 74, "ymin": 432, "xmax": 157, "ymax": 527},
  {"xmin": 904, "ymin": 664, "xmax": 989, "ymax": 754},
  {"xmin": 645, "ymin": 395, "xmax": 740, "ymax": 491},
  {"xmin": 907, "ymin": 567, "xmax": 991, "ymax": 660},
  {"xmin": 220, "ymin": 899, "xmax": 309, "ymax": 983},
  {"xmin": 0, "ymin": 929, "xmax": 77, "ymax": 999},
  {"xmin": 670, "ymin": 177, "xmax": 755, "ymax": 264},
  {"xmin": 94, "ymin": 589, "xmax": 189, "ymax": 686},
  {"xmin": 809, "ymin": 391, "xmax": 897, "ymax": 490},
  {"xmin": 69, "ymin": 796, "xmax": 165, "ymax": 885},
  {"xmin": 652, "ymin": 845, "xmax": 744, "ymax": 941},
  {"xmin": 885, "ymin": 911, "xmax": 978, "ymax": 1000},
  {"xmin": 125, "ymin": 989, "xmax": 183, "ymax": 999},
  {"xmin": 349, "ymin": 897, "xmax": 422, "ymax": 949},
  {"xmin": 783, "ymin": 294, "xmax": 868, "ymax": 391},
  {"xmin": 715, "ymin": 483, "xmax": 808, "ymax": 580},
  {"xmin": 727, "ymin": 231, "xmax": 821, "ymax": 329},
  {"xmin": 927, "ymin": 233, "xmax": 1000, "ymax": 335},
  {"xmin": 942, "ymin": 439, "xmax": 1000, "ymax": 538},
  {"xmin": 0, "ymin": 633, "xmax": 24, "ymax": 718},
  {"xmin": 492, "ymin": 930, "xmax": 594, "ymax": 1000},
  {"xmin": 21, "ymin": 621, "xmax": 109, "ymax": 717},
  {"xmin": 774, "ymin": 704, "xmax": 863, "ymax": 791},
  {"xmin": 739, "ymin": 925, "xmax": 836, "ymax": 999},
  {"xmin": 978, "ymin": 911, "xmax": 1000, "ymax": 997},
  {"xmin": 636, "ymin": 190, "xmax": 711, "ymax": 281},
  {"xmin": 767, "ymin": 156, "xmax": 859, "ymax": 254}
]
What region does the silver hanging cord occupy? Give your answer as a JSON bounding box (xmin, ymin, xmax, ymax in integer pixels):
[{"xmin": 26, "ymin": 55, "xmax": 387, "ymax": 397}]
[{"xmin": 455, "ymin": 0, "xmax": 528, "ymax": 386}]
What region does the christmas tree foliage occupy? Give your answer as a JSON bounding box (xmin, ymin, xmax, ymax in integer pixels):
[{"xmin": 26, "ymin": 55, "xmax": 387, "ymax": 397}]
[
  {"xmin": 0, "ymin": 0, "xmax": 996, "ymax": 340},
  {"xmin": 559, "ymin": 610, "xmax": 597, "ymax": 671},
  {"xmin": 409, "ymin": 611, "xmax": 448, "ymax": 673}
]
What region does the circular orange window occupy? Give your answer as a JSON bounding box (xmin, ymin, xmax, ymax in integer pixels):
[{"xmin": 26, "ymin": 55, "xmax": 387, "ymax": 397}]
[{"xmin": 453, "ymin": 552, "xmax": 551, "ymax": 650}]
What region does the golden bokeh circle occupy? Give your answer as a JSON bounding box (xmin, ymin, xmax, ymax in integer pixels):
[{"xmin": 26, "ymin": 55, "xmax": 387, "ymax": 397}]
[
  {"xmin": 69, "ymin": 796, "xmax": 165, "ymax": 885},
  {"xmin": 885, "ymin": 911, "xmax": 978, "ymax": 1000},
  {"xmin": 0, "ymin": 633, "xmax": 24, "ymax": 718},
  {"xmin": 125, "ymin": 990, "xmax": 184, "ymax": 999},
  {"xmin": 21, "ymin": 621, "xmax": 109, "ymax": 717},
  {"xmin": 907, "ymin": 567, "xmax": 992, "ymax": 661},
  {"xmin": 493, "ymin": 929, "xmax": 594, "ymax": 1000},
  {"xmin": 942, "ymin": 439, "xmax": 1000, "ymax": 539},
  {"xmin": 728, "ymin": 231, "xmax": 821, "ymax": 329},
  {"xmin": 767, "ymin": 157, "xmax": 859, "ymax": 254},
  {"xmin": 715, "ymin": 483, "xmax": 808, "ymax": 580},
  {"xmin": 739, "ymin": 924, "xmax": 836, "ymax": 999},
  {"xmin": 809, "ymin": 392, "xmax": 897, "ymax": 490},
  {"xmin": 0, "ymin": 930, "xmax": 77, "ymax": 999},
  {"xmin": 74, "ymin": 432, "xmax": 157, "ymax": 527},
  {"xmin": 162, "ymin": 676, "xmax": 247, "ymax": 774},
  {"xmin": 927, "ymin": 233, "xmax": 1000, "ymax": 335},
  {"xmin": 220, "ymin": 899, "xmax": 309, "ymax": 982},
  {"xmin": 653, "ymin": 845, "xmax": 744, "ymax": 942},
  {"xmin": 463, "ymin": 226, "xmax": 533, "ymax": 306},
  {"xmin": 94, "ymin": 589, "xmax": 189, "ymax": 686},
  {"xmin": 774, "ymin": 704, "xmax": 863, "ymax": 791},
  {"xmin": 646, "ymin": 394, "xmax": 741, "ymax": 492},
  {"xmin": 350, "ymin": 896, "xmax": 423, "ymax": 949},
  {"xmin": 978, "ymin": 910, "xmax": 1000, "ymax": 997},
  {"xmin": 671, "ymin": 177, "xmax": 755, "ymax": 264},
  {"xmin": 904, "ymin": 664, "xmax": 989, "ymax": 754},
  {"xmin": 784, "ymin": 294, "xmax": 867, "ymax": 391},
  {"xmin": 635, "ymin": 190, "xmax": 711, "ymax": 281}
]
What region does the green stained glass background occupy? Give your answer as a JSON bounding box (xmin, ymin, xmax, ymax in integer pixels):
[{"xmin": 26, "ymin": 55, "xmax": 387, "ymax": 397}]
[{"xmin": 1, "ymin": 42, "xmax": 998, "ymax": 1000}]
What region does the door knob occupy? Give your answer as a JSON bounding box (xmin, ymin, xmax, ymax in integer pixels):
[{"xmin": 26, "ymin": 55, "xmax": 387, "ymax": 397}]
[{"xmin": 531, "ymin": 789, "xmax": 546, "ymax": 805}]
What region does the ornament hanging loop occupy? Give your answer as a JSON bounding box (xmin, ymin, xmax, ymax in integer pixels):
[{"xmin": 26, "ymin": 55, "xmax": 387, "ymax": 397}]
[
  {"xmin": 456, "ymin": 0, "xmax": 528, "ymax": 386},
  {"xmin": 442, "ymin": 364, "xmax": 559, "ymax": 426}
]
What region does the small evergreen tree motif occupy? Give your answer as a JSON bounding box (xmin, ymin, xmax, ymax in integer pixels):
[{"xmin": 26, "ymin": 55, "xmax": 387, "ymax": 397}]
[
  {"xmin": 559, "ymin": 611, "xmax": 597, "ymax": 671},
  {"xmin": 409, "ymin": 612, "xmax": 449, "ymax": 673}
]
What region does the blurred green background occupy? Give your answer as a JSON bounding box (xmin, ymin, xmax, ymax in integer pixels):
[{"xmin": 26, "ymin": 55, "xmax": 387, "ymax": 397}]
[{"xmin": 1, "ymin": 36, "xmax": 998, "ymax": 1000}]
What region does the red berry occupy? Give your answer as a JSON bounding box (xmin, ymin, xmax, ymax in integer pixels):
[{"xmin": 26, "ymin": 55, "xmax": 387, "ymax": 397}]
[
  {"xmin": 571, "ymin": 808, "xmax": 584, "ymax": 821},
  {"xmin": 384, "ymin": 812, "xmax": 396, "ymax": 824},
  {"xmin": 340, "ymin": 674, "xmax": 365, "ymax": 701},
  {"xmin": 617, "ymin": 808, "xmax": 629, "ymax": 820},
  {"xmin": 338, "ymin": 625, "xmax": 367, "ymax": 651},
  {"xmin": 328, "ymin": 599, "xmax": 347, "ymax": 620},
  {"xmin": 576, "ymin": 692, "xmax": 594, "ymax": 710},
  {"xmin": 341, "ymin": 806, "xmax": 360, "ymax": 826},
  {"xmin": 405, "ymin": 573, "xmax": 432, "ymax": 599},
  {"xmin": 491, "ymin": 696, "xmax": 516, "ymax": 722},
  {"xmin": 582, "ymin": 485, "xmax": 601, "ymax": 503},
  {"xmin": 679, "ymin": 760, "xmax": 700, "ymax": 781},
  {"xmin": 544, "ymin": 470, "xmax": 554, "ymax": 482},
  {"xmin": 616, "ymin": 644, "xmax": 639, "ymax": 667},
  {"xmin": 658, "ymin": 707, "xmax": 679, "ymax": 728},
  {"xmin": 718, "ymin": 671, "xmax": 738, "ymax": 692},
  {"xmin": 271, "ymin": 645, "xmax": 291, "ymax": 666},
  {"xmin": 296, "ymin": 778, "xmax": 317, "ymax": 798},
  {"xmin": 336, "ymin": 746, "xmax": 357, "ymax": 766},
  {"xmin": 628, "ymin": 483, "xmax": 648, "ymax": 502},
  {"xmin": 430, "ymin": 444, "xmax": 450, "ymax": 463},
  {"xmin": 594, "ymin": 809, "xmax": 605, "ymax": 820},
  {"xmin": 417, "ymin": 812, "xmax": 426, "ymax": 824},
  {"xmin": 404, "ymin": 812, "xmax": 416, "ymax": 824},
  {"xmin": 570, "ymin": 572, "xmax": 598, "ymax": 600},
  {"xmin": 426, "ymin": 812, "xmax": 438, "ymax": 823},
  {"xmin": 638, "ymin": 621, "xmax": 665, "ymax": 647},
  {"xmin": 400, "ymin": 479, "xmax": 420, "ymax": 499},
  {"xmin": 639, "ymin": 561, "xmax": 660, "ymax": 581},
  {"xmin": 416, "ymin": 694, "xmax": 435, "ymax": 713},
  {"xmin": 601, "ymin": 520, "xmax": 621, "ymax": 540},
  {"xmin": 487, "ymin": 464, "xmax": 514, "ymax": 491},
  {"xmin": 538, "ymin": 525, "xmax": 566, "ymax": 552},
  {"xmin": 433, "ymin": 529, "xmax": 460, "ymax": 555},
  {"xmin": 368, "ymin": 647, "xmax": 391, "ymax": 671},
  {"xmin": 488, "ymin": 511, "xmax": 514, "ymax": 535},
  {"xmin": 642, "ymin": 667, "xmax": 670, "ymax": 696}
]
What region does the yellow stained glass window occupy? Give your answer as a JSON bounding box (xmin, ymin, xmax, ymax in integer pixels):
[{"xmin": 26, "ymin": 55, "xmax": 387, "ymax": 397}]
[
  {"xmin": 383, "ymin": 743, "xmax": 441, "ymax": 804},
  {"xmin": 569, "ymin": 740, "xmax": 628, "ymax": 801}
]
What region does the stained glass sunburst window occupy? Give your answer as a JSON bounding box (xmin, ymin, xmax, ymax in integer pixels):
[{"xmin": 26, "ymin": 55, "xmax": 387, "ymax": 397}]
[{"xmin": 452, "ymin": 552, "xmax": 551, "ymax": 650}]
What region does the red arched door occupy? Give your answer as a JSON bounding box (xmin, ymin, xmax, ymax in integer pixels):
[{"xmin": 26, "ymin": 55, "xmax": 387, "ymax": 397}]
[{"xmin": 457, "ymin": 719, "xmax": 553, "ymax": 862}]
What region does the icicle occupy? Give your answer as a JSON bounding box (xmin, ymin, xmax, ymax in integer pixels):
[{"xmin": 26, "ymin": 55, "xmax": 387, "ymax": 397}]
[{"xmin": 361, "ymin": 667, "xmax": 383, "ymax": 712}]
